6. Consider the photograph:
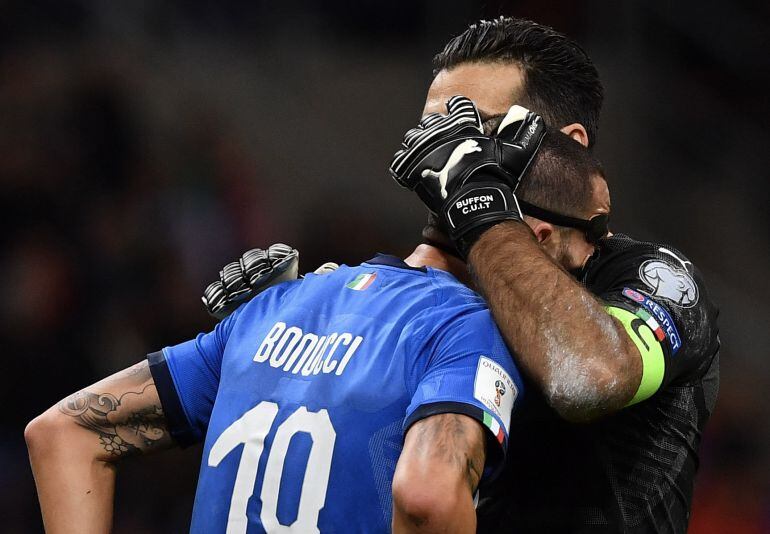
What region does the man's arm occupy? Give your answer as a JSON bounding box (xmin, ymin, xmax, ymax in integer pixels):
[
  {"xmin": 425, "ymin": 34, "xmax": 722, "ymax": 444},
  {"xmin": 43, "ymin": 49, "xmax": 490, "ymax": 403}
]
[
  {"xmin": 469, "ymin": 222, "xmax": 642, "ymax": 421},
  {"xmin": 25, "ymin": 360, "xmax": 173, "ymax": 534},
  {"xmin": 392, "ymin": 413, "xmax": 485, "ymax": 534}
]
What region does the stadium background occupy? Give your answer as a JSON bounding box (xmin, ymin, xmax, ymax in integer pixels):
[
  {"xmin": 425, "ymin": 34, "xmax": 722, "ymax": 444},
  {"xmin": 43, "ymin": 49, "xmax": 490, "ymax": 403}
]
[{"xmin": 1, "ymin": 1, "xmax": 768, "ymax": 532}]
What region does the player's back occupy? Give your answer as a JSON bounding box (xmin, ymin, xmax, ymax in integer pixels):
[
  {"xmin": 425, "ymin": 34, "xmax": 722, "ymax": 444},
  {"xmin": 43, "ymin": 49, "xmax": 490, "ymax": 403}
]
[{"xmin": 152, "ymin": 254, "xmax": 521, "ymax": 533}]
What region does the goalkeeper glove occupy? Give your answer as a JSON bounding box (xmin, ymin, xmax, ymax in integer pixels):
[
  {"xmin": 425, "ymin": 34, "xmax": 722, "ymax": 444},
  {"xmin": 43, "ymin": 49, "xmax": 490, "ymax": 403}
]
[
  {"xmin": 201, "ymin": 245, "xmax": 339, "ymax": 320},
  {"xmin": 389, "ymin": 96, "xmax": 545, "ymax": 257},
  {"xmin": 202, "ymin": 244, "xmax": 299, "ymax": 320}
]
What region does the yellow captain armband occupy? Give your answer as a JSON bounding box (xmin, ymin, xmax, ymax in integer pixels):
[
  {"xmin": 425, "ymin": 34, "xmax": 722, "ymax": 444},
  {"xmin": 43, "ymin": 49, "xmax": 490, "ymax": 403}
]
[{"xmin": 605, "ymin": 306, "xmax": 665, "ymax": 406}]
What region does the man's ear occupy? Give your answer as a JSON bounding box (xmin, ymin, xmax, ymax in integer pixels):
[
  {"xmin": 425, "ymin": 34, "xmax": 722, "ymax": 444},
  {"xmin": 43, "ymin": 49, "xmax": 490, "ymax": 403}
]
[
  {"xmin": 530, "ymin": 220, "xmax": 555, "ymax": 245},
  {"xmin": 560, "ymin": 123, "xmax": 589, "ymax": 147}
]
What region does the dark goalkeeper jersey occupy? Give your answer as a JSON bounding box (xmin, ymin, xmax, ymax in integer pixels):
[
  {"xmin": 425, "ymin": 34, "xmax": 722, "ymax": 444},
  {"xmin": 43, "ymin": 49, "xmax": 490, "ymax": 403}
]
[{"xmin": 476, "ymin": 234, "xmax": 720, "ymax": 534}]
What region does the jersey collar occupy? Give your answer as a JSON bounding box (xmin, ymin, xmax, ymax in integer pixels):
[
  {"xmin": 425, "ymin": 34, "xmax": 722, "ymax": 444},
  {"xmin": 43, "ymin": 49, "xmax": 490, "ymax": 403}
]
[{"xmin": 365, "ymin": 253, "xmax": 428, "ymax": 272}]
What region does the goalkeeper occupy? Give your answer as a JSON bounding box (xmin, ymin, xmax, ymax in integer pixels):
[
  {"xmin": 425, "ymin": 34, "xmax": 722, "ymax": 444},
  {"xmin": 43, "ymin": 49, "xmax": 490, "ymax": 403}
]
[{"xmin": 207, "ymin": 18, "xmax": 720, "ymax": 533}]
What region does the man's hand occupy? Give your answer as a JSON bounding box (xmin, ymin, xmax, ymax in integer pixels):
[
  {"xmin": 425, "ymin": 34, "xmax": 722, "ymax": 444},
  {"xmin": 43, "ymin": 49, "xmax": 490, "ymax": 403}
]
[
  {"xmin": 202, "ymin": 244, "xmax": 340, "ymax": 320},
  {"xmin": 202, "ymin": 244, "xmax": 299, "ymax": 320},
  {"xmin": 389, "ymin": 95, "xmax": 545, "ymax": 256}
]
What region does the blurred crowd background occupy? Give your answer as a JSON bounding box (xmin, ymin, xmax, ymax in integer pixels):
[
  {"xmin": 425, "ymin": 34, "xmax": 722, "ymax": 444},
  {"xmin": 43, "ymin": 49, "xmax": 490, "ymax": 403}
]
[{"xmin": 1, "ymin": 1, "xmax": 768, "ymax": 532}]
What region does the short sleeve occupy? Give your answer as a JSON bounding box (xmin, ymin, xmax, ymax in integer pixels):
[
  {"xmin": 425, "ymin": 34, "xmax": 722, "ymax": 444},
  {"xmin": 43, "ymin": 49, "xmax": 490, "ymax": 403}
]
[
  {"xmin": 404, "ymin": 306, "xmax": 525, "ymax": 481},
  {"xmin": 148, "ymin": 307, "xmax": 242, "ymax": 446},
  {"xmin": 584, "ymin": 236, "xmax": 720, "ymax": 405}
]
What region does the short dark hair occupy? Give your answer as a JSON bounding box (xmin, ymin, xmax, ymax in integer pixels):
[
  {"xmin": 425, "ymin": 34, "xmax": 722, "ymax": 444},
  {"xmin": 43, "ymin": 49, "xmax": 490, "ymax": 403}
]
[
  {"xmin": 433, "ymin": 17, "xmax": 604, "ymax": 147},
  {"xmin": 421, "ymin": 128, "xmax": 604, "ymax": 247},
  {"xmin": 517, "ymin": 129, "xmax": 604, "ymax": 218}
]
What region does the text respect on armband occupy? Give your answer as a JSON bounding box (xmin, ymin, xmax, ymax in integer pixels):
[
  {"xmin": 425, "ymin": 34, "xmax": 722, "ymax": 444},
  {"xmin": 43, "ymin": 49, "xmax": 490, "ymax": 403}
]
[{"xmin": 253, "ymin": 321, "xmax": 364, "ymax": 377}]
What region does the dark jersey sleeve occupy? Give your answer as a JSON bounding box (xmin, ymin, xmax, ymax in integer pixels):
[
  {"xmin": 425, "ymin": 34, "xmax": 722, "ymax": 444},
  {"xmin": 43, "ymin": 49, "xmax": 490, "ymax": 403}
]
[
  {"xmin": 582, "ymin": 234, "xmax": 719, "ymax": 404},
  {"xmin": 147, "ymin": 304, "xmax": 245, "ymax": 446}
]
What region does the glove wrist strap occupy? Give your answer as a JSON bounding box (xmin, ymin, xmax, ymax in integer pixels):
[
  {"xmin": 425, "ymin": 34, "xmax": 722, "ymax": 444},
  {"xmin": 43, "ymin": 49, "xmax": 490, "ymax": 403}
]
[{"xmin": 442, "ymin": 181, "xmax": 524, "ymax": 258}]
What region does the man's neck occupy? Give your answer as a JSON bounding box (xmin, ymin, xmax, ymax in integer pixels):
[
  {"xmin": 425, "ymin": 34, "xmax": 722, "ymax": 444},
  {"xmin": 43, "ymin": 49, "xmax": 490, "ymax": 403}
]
[{"xmin": 404, "ymin": 244, "xmax": 471, "ymax": 285}]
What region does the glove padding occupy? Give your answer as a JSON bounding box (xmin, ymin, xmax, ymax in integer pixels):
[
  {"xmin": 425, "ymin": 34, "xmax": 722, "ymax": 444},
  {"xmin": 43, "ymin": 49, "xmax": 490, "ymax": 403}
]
[
  {"xmin": 202, "ymin": 244, "xmax": 299, "ymax": 320},
  {"xmin": 389, "ymin": 96, "xmax": 545, "ymax": 256},
  {"xmin": 202, "ymin": 246, "xmax": 340, "ymax": 320}
]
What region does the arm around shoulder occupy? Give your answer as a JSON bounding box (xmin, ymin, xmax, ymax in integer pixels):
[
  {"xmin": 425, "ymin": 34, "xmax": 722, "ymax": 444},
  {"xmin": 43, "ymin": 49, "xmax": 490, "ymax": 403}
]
[
  {"xmin": 468, "ymin": 223, "xmax": 642, "ymax": 422},
  {"xmin": 469, "ymin": 225, "xmax": 718, "ymax": 421}
]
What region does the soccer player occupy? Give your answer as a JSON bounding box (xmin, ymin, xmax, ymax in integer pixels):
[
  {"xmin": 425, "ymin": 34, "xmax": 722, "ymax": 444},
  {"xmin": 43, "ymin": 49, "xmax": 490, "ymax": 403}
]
[
  {"xmin": 208, "ymin": 18, "xmax": 720, "ymax": 533},
  {"xmin": 26, "ymin": 240, "xmax": 521, "ymax": 534},
  {"xmin": 25, "ymin": 103, "xmax": 564, "ymax": 534},
  {"xmin": 395, "ymin": 19, "xmax": 720, "ymax": 534}
]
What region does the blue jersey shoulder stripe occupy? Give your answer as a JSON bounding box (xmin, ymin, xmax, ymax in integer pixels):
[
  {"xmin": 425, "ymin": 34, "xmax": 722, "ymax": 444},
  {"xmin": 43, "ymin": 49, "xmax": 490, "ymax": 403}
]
[{"xmin": 148, "ymin": 351, "xmax": 198, "ymax": 446}]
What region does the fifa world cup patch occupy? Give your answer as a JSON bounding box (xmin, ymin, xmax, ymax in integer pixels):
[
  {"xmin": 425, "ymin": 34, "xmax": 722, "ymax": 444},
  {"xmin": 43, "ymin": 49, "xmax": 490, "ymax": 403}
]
[
  {"xmin": 473, "ymin": 356, "xmax": 516, "ymax": 438},
  {"xmin": 622, "ymin": 287, "xmax": 682, "ymax": 354},
  {"xmin": 346, "ymin": 272, "xmax": 377, "ymax": 291}
]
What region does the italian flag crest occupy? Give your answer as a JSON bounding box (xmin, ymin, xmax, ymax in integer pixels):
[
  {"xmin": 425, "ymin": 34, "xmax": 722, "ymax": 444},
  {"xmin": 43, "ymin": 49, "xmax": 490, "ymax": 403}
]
[
  {"xmin": 346, "ymin": 272, "xmax": 377, "ymax": 291},
  {"xmin": 483, "ymin": 412, "xmax": 505, "ymax": 445}
]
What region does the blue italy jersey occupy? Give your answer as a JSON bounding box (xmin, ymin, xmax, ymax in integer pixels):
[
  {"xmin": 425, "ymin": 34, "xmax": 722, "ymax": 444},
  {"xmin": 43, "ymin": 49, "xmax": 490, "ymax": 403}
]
[{"xmin": 149, "ymin": 254, "xmax": 524, "ymax": 533}]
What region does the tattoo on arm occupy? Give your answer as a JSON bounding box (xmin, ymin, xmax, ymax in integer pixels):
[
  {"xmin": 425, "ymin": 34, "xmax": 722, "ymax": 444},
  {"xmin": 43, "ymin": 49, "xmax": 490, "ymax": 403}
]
[
  {"xmin": 57, "ymin": 362, "xmax": 171, "ymax": 459},
  {"xmin": 411, "ymin": 413, "xmax": 486, "ymax": 492}
]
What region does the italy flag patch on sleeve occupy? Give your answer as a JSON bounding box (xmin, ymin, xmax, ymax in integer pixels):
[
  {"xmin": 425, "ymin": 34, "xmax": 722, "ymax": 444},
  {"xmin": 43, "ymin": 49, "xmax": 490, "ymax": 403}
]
[
  {"xmin": 474, "ymin": 356, "xmax": 517, "ymax": 439},
  {"xmin": 483, "ymin": 412, "xmax": 505, "ymax": 445},
  {"xmin": 346, "ymin": 272, "xmax": 377, "ymax": 291},
  {"xmin": 635, "ymin": 308, "xmax": 666, "ymax": 342}
]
